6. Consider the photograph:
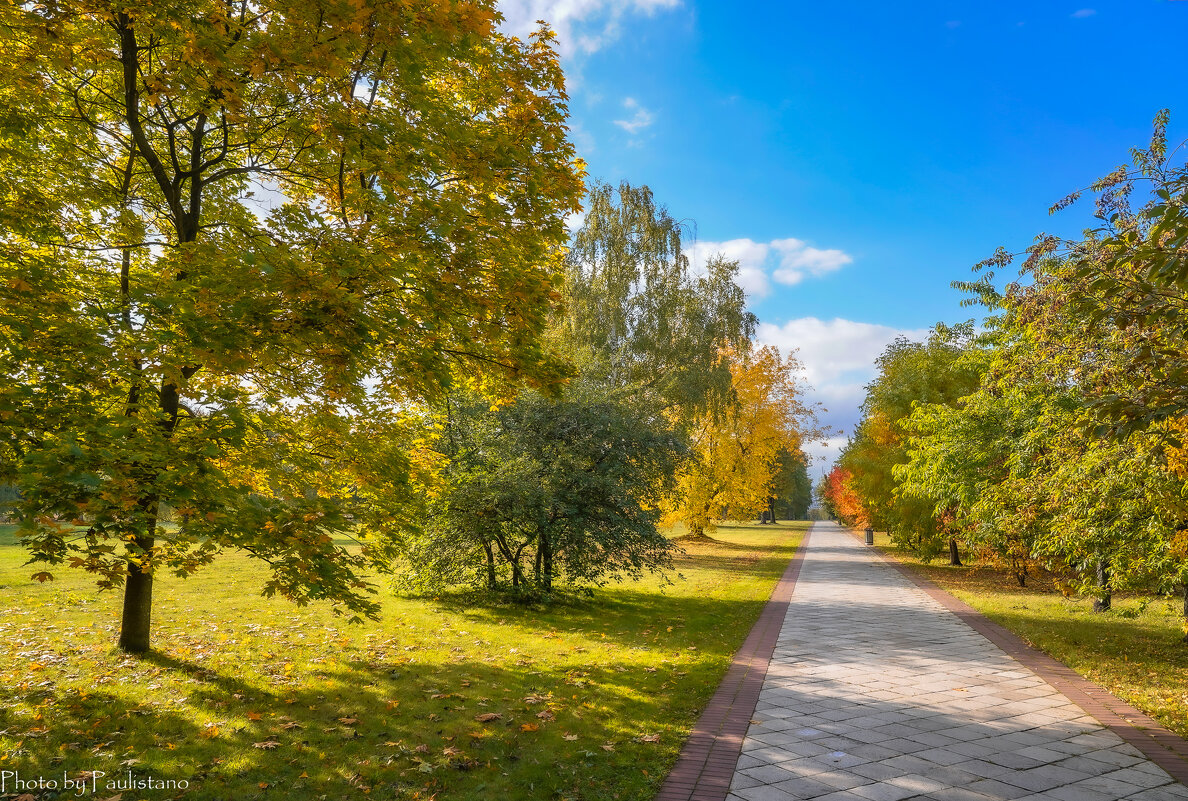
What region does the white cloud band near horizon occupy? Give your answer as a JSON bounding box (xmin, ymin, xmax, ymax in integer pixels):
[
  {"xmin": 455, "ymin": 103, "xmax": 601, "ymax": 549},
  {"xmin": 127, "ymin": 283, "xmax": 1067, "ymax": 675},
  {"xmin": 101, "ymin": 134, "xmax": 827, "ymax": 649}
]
[
  {"xmin": 757, "ymin": 316, "xmax": 931, "ymax": 474},
  {"xmin": 686, "ymin": 237, "xmax": 853, "ymax": 297}
]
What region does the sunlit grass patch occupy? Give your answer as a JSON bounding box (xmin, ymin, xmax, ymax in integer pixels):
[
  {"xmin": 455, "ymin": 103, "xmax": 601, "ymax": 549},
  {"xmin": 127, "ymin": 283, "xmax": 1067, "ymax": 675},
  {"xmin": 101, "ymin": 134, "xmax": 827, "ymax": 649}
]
[{"xmin": 0, "ymin": 521, "xmax": 805, "ymax": 800}]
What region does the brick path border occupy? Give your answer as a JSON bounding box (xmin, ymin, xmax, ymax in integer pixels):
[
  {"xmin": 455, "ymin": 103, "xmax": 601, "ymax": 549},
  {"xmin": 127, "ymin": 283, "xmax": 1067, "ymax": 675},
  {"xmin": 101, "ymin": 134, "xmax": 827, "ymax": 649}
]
[
  {"xmin": 848, "ymin": 528, "xmax": 1188, "ymax": 786},
  {"xmin": 655, "ymin": 525, "xmax": 813, "ymax": 801}
]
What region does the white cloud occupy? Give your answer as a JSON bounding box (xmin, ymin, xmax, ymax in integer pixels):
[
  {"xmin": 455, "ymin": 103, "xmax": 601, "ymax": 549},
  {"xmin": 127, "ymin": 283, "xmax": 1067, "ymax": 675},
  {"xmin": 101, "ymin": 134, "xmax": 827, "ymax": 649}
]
[
  {"xmin": 498, "ymin": 0, "xmax": 681, "ymax": 58},
  {"xmin": 613, "ymin": 97, "xmax": 655, "ymax": 134},
  {"xmin": 683, "ymin": 236, "xmax": 854, "ymax": 298},
  {"xmin": 803, "ymin": 435, "xmax": 849, "ymax": 475},
  {"xmin": 685, "ymin": 238, "xmax": 772, "ymax": 296},
  {"xmin": 565, "ymin": 209, "xmax": 587, "ymax": 231},
  {"xmin": 1070, "ymin": 8, "xmax": 1096, "ymax": 18},
  {"xmin": 756, "ymin": 317, "xmax": 931, "ymax": 473},
  {"xmin": 770, "ymin": 238, "xmax": 853, "ymax": 285}
]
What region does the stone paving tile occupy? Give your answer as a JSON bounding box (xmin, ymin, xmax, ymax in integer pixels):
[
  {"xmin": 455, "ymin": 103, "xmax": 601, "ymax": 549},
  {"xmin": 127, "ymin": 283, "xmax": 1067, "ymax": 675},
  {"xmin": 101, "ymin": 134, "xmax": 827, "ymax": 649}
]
[{"xmin": 725, "ymin": 523, "xmax": 1188, "ymax": 801}]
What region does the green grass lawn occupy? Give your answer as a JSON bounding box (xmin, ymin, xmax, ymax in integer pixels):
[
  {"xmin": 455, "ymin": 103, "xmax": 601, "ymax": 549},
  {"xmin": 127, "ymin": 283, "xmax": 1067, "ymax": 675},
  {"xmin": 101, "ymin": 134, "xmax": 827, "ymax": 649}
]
[
  {"xmin": 0, "ymin": 521, "xmax": 805, "ymax": 800},
  {"xmin": 870, "ymin": 531, "xmax": 1188, "ymax": 739}
]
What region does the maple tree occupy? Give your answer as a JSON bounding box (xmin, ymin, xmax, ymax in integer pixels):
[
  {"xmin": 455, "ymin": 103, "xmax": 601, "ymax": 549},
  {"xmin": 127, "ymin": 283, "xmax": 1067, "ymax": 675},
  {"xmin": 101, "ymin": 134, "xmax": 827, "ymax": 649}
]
[{"xmin": 0, "ymin": 0, "xmax": 583, "ymax": 651}]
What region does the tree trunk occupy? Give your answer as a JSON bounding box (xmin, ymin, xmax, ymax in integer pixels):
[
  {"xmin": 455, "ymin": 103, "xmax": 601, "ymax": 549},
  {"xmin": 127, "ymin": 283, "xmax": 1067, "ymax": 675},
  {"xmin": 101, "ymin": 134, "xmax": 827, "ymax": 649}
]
[
  {"xmin": 948, "ymin": 538, "xmax": 962, "ymax": 566},
  {"xmin": 768, "ymin": 497, "xmax": 777, "ymax": 524},
  {"xmin": 541, "ymin": 532, "xmax": 552, "ymax": 592},
  {"xmin": 119, "ymin": 530, "xmax": 155, "ymax": 653},
  {"xmin": 1093, "ymin": 556, "xmax": 1111, "ymax": 613}
]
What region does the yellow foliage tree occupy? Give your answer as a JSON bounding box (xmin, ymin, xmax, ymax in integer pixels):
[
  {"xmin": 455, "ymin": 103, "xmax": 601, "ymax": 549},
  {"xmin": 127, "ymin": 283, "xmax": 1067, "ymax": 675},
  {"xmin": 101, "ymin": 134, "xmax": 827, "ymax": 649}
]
[{"xmin": 671, "ymin": 346, "xmax": 811, "ymax": 537}]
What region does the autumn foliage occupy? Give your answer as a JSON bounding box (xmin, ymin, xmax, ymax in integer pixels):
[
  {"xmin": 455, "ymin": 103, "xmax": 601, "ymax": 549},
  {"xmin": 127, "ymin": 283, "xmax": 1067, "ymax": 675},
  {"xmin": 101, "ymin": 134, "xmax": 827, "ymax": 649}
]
[
  {"xmin": 820, "ymin": 467, "xmax": 867, "ymax": 528},
  {"xmin": 839, "ymin": 114, "xmax": 1188, "ymax": 631},
  {"xmin": 0, "ymin": 0, "xmax": 583, "ymax": 651},
  {"xmin": 670, "ymin": 346, "xmax": 812, "ymax": 537}
]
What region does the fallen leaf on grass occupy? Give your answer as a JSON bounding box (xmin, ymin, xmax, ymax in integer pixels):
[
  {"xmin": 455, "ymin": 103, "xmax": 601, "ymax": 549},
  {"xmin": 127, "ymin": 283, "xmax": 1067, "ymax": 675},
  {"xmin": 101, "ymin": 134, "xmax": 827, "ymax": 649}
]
[
  {"xmin": 414, "ymin": 744, "xmax": 429, "ymax": 753},
  {"xmin": 280, "ymin": 721, "xmax": 302, "ymax": 730},
  {"xmin": 338, "ymin": 717, "xmax": 359, "ymax": 725},
  {"xmin": 247, "ymin": 711, "xmax": 263, "ymax": 720},
  {"xmin": 520, "ymin": 723, "xmax": 538, "ymax": 732},
  {"xmin": 442, "ymin": 746, "xmax": 463, "ymax": 757},
  {"xmin": 253, "ymin": 740, "xmax": 280, "ymax": 750},
  {"xmin": 638, "ymin": 733, "xmax": 660, "ymax": 743},
  {"xmin": 601, "ymin": 743, "xmax": 615, "ymax": 751},
  {"xmin": 536, "ymin": 710, "xmax": 555, "ymax": 721},
  {"xmin": 474, "ymin": 712, "xmax": 501, "ymax": 723},
  {"xmin": 385, "ymin": 700, "xmax": 400, "ymax": 711},
  {"xmin": 563, "ymin": 733, "xmax": 578, "ymax": 741}
]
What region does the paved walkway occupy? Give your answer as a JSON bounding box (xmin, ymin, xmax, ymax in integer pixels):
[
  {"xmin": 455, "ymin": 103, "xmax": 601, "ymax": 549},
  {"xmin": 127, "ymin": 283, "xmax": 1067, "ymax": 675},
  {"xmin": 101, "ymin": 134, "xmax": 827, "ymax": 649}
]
[{"xmin": 727, "ymin": 522, "xmax": 1188, "ymax": 801}]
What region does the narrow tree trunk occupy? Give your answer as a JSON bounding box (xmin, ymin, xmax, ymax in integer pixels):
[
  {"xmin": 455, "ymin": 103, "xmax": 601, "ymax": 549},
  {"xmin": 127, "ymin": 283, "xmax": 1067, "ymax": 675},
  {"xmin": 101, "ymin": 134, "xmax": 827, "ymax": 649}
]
[
  {"xmin": 768, "ymin": 498, "xmax": 777, "ymax": 524},
  {"xmin": 1093, "ymin": 556, "xmax": 1111, "ymax": 613},
  {"xmin": 119, "ymin": 530, "xmax": 155, "ymax": 653},
  {"xmin": 948, "ymin": 538, "xmax": 962, "ymax": 566},
  {"xmin": 541, "ymin": 533, "xmax": 552, "ymax": 592},
  {"xmin": 534, "ymin": 539, "xmax": 543, "ymax": 585}
]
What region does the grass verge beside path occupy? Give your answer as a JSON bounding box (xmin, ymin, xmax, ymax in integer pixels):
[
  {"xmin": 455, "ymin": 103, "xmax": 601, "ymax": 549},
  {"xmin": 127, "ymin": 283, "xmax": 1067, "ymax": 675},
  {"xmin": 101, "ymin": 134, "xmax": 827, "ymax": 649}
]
[
  {"xmin": 868, "ymin": 531, "xmax": 1188, "ymax": 739},
  {"xmin": 0, "ymin": 521, "xmax": 805, "ymax": 801}
]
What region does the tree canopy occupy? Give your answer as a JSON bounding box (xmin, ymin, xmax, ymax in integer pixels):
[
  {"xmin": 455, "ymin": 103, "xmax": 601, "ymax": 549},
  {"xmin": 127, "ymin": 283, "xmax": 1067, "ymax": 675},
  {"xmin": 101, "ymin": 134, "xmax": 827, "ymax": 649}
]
[
  {"xmin": 560, "ymin": 180, "xmax": 756, "ymax": 423},
  {"xmin": 837, "ymin": 113, "xmax": 1188, "ymax": 631},
  {"xmin": 0, "ymin": 0, "xmax": 583, "ymax": 651}
]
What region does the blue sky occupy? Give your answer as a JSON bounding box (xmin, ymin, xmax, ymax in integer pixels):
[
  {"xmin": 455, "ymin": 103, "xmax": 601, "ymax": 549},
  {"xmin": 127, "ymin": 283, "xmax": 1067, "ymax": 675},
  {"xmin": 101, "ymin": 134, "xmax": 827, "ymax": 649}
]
[{"xmin": 500, "ymin": 0, "xmax": 1188, "ymax": 472}]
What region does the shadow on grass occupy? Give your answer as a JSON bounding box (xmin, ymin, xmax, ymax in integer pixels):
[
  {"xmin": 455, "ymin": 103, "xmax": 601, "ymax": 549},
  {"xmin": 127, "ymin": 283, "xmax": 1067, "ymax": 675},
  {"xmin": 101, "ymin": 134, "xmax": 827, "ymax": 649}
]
[
  {"xmin": 6, "ymin": 585, "xmax": 792, "ymax": 801},
  {"xmin": 2, "ymin": 525, "xmax": 807, "ymax": 799}
]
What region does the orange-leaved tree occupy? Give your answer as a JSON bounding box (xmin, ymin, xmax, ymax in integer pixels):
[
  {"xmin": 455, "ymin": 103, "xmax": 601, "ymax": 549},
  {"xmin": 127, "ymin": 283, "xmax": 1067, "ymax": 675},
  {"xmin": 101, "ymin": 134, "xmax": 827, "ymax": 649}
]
[{"xmin": 821, "ymin": 466, "xmax": 867, "ymax": 528}]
